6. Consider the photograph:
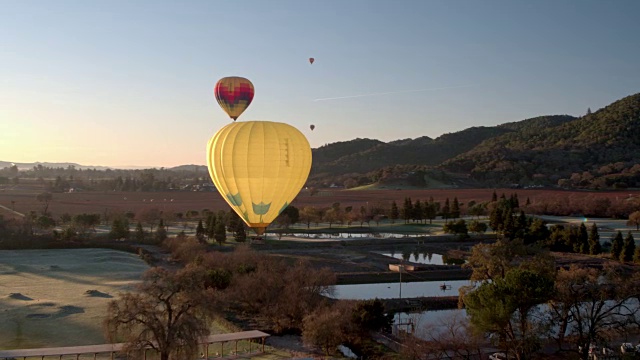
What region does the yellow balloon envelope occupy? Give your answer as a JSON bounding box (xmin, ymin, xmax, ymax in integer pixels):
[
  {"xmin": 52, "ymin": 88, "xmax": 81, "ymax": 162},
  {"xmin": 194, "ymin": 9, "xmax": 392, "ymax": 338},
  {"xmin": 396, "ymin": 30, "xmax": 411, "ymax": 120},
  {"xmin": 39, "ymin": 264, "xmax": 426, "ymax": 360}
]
[{"xmin": 206, "ymin": 121, "xmax": 312, "ymax": 235}]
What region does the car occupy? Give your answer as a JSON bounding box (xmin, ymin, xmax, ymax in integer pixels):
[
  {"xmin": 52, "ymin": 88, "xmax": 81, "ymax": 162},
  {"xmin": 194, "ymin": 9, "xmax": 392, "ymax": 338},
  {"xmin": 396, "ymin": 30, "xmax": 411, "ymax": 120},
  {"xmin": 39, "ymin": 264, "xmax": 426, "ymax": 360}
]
[
  {"xmin": 621, "ymin": 343, "xmax": 634, "ymax": 354},
  {"xmin": 602, "ymin": 347, "xmax": 614, "ymax": 355},
  {"xmin": 579, "ymin": 344, "xmax": 598, "ymax": 354},
  {"xmin": 489, "ymin": 353, "xmax": 508, "ymax": 360}
]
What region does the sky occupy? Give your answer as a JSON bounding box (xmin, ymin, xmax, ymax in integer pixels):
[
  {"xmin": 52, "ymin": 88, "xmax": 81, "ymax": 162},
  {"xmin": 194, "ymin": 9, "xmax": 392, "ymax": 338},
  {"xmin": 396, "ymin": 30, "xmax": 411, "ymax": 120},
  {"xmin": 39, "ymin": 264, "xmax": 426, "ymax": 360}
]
[{"xmin": 1, "ymin": 0, "xmax": 639, "ymax": 168}]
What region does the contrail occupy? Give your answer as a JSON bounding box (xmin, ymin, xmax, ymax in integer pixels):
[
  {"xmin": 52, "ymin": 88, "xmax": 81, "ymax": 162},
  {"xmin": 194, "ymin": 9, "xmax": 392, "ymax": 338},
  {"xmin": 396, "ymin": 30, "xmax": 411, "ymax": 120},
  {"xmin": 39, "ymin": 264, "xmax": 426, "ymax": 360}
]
[{"xmin": 313, "ymin": 84, "xmax": 476, "ymax": 102}]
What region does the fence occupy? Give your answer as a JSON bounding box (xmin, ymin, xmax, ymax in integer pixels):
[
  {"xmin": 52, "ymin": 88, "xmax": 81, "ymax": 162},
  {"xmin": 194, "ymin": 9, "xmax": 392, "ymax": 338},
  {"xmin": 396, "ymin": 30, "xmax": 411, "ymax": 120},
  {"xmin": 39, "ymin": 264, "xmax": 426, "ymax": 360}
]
[{"xmin": 0, "ymin": 330, "xmax": 269, "ymax": 360}]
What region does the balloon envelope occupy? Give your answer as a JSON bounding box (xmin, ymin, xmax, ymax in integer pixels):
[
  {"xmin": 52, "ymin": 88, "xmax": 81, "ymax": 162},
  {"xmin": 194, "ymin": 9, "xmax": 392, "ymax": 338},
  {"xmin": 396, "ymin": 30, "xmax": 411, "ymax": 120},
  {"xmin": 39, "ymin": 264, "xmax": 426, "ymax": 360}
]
[
  {"xmin": 214, "ymin": 76, "xmax": 254, "ymax": 121},
  {"xmin": 206, "ymin": 121, "xmax": 312, "ymax": 235},
  {"xmin": 310, "ymin": 124, "xmax": 315, "ymax": 131},
  {"xmin": 309, "ymin": 57, "xmax": 314, "ymax": 64}
]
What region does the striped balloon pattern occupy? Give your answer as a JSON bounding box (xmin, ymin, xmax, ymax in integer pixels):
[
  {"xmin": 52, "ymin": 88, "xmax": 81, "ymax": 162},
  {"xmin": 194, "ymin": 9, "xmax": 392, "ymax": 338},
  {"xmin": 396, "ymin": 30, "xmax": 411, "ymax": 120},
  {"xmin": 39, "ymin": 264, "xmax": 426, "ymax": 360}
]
[{"xmin": 214, "ymin": 76, "xmax": 254, "ymax": 121}]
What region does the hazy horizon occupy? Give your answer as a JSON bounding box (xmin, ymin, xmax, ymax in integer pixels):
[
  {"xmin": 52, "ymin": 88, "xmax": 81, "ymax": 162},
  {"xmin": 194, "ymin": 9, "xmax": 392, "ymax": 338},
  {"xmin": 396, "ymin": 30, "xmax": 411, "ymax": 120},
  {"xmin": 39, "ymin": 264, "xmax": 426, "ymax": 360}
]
[{"xmin": 2, "ymin": 0, "xmax": 639, "ymax": 167}]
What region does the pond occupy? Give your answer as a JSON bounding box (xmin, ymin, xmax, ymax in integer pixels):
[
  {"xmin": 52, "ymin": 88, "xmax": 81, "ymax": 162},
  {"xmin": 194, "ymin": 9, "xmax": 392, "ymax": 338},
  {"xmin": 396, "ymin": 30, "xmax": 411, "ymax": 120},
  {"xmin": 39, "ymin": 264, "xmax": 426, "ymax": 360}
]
[
  {"xmin": 269, "ymin": 232, "xmax": 427, "ymax": 239},
  {"xmin": 330, "ymin": 280, "xmax": 470, "ymax": 300},
  {"xmin": 377, "ymin": 252, "xmax": 465, "ymax": 265},
  {"xmin": 393, "ymin": 309, "xmax": 467, "ymax": 340},
  {"xmin": 394, "ymin": 300, "xmax": 640, "ymax": 341}
]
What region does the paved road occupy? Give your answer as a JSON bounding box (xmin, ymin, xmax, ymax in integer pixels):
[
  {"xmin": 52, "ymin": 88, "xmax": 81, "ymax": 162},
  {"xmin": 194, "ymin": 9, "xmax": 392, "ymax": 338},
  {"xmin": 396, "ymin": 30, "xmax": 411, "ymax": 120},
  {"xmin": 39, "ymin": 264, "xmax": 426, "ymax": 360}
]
[{"xmin": 0, "ymin": 203, "xmax": 24, "ymax": 217}]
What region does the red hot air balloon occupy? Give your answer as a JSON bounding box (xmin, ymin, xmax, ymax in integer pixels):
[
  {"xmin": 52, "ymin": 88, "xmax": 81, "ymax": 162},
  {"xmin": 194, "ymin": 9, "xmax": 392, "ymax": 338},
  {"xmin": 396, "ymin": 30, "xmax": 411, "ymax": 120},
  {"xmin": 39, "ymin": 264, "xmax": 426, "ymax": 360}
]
[
  {"xmin": 214, "ymin": 76, "xmax": 254, "ymax": 121},
  {"xmin": 309, "ymin": 58, "xmax": 315, "ymax": 65},
  {"xmin": 310, "ymin": 124, "xmax": 315, "ymax": 131}
]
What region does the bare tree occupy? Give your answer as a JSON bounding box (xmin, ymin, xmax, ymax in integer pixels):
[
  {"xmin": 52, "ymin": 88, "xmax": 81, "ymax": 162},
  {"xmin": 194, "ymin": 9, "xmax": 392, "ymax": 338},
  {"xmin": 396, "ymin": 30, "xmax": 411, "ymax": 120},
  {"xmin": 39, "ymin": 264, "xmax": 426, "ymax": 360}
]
[
  {"xmin": 302, "ymin": 303, "xmax": 353, "ymax": 356},
  {"xmin": 414, "ymin": 311, "xmax": 483, "ymax": 360},
  {"xmin": 137, "ymin": 207, "xmax": 162, "ymax": 233},
  {"xmin": 36, "ymin": 191, "xmax": 52, "ymax": 215},
  {"xmin": 627, "ymin": 211, "xmax": 640, "ymax": 230},
  {"xmin": 104, "ymin": 266, "xmax": 216, "ymax": 360},
  {"xmin": 229, "ymin": 257, "xmax": 335, "ymax": 333},
  {"xmin": 549, "ymin": 265, "xmax": 640, "ymax": 359},
  {"xmin": 299, "ymin": 206, "xmax": 318, "ymax": 229}
]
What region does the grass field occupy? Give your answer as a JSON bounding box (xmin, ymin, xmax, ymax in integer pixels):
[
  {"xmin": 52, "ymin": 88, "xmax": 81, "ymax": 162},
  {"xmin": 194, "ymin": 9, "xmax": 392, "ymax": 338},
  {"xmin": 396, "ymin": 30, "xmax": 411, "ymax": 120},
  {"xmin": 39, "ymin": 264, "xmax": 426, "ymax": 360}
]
[
  {"xmin": 0, "ymin": 248, "xmax": 149, "ymax": 349},
  {"xmin": 0, "ymin": 248, "xmax": 320, "ymax": 359}
]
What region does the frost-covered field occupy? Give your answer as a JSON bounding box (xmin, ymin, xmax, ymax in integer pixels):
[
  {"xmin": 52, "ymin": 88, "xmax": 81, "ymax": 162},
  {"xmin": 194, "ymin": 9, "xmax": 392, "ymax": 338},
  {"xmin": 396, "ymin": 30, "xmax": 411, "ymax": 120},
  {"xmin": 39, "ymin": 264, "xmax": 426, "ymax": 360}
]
[{"xmin": 0, "ymin": 248, "xmax": 148, "ymax": 349}]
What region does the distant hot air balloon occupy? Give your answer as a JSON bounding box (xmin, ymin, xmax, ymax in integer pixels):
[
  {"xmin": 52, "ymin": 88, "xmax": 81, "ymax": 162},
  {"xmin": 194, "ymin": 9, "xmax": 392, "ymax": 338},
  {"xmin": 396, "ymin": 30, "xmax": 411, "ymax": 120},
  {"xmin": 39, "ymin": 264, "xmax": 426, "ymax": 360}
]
[
  {"xmin": 309, "ymin": 57, "xmax": 314, "ymax": 65},
  {"xmin": 207, "ymin": 121, "xmax": 312, "ymax": 235},
  {"xmin": 310, "ymin": 124, "xmax": 315, "ymax": 131},
  {"xmin": 214, "ymin": 76, "xmax": 254, "ymax": 121}
]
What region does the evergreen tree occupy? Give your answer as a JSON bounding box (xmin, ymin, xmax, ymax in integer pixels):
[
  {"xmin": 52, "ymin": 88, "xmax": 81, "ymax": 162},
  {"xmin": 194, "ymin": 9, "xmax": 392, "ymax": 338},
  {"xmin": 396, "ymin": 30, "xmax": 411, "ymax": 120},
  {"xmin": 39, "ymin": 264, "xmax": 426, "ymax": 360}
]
[
  {"xmin": 234, "ymin": 221, "xmax": 246, "ymax": 242},
  {"xmin": 214, "ymin": 219, "xmax": 226, "ymax": 245},
  {"xmin": 525, "ymin": 197, "xmax": 531, "ymax": 206},
  {"xmin": 413, "ymin": 200, "xmax": 423, "ymax": 223},
  {"xmin": 502, "ymin": 208, "xmax": 515, "ymax": 239},
  {"xmin": 621, "ymin": 232, "xmax": 636, "ymax": 262},
  {"xmin": 217, "ymin": 210, "xmax": 227, "ymax": 229},
  {"xmin": 196, "ymin": 219, "xmax": 205, "ymax": 243},
  {"xmin": 588, "ymin": 223, "xmax": 602, "ymax": 255},
  {"xmin": 526, "ymin": 218, "xmax": 550, "ymax": 245},
  {"xmin": 577, "ymin": 223, "xmax": 589, "ymax": 254},
  {"xmin": 135, "ymin": 221, "xmax": 145, "ymax": 242},
  {"xmin": 633, "ymin": 246, "xmax": 640, "ymax": 264},
  {"xmin": 401, "ymin": 197, "xmax": 412, "ymax": 224},
  {"xmin": 510, "ymin": 193, "xmax": 519, "ymax": 209},
  {"xmin": 432, "ymin": 198, "xmax": 441, "ymax": 214},
  {"xmin": 611, "ymin": 231, "xmax": 624, "ymax": 260},
  {"xmin": 423, "ymin": 201, "xmax": 436, "ymax": 224},
  {"xmin": 491, "ymin": 190, "xmax": 497, "ymax": 202},
  {"xmin": 489, "ymin": 206, "xmax": 503, "ymax": 235},
  {"xmin": 155, "ymin": 218, "xmax": 167, "ymax": 242},
  {"xmin": 567, "ymin": 226, "xmax": 579, "ymax": 253},
  {"xmin": 514, "ymin": 211, "xmax": 527, "ymax": 236},
  {"xmin": 206, "ymin": 213, "xmax": 217, "ymax": 241},
  {"xmin": 451, "ymin": 197, "xmax": 460, "ymax": 219},
  {"xmin": 226, "ymin": 210, "xmax": 239, "ymax": 231},
  {"xmin": 390, "ymin": 201, "xmax": 399, "ymax": 224},
  {"xmin": 109, "ymin": 217, "xmax": 130, "ymax": 240},
  {"xmin": 547, "ymin": 225, "xmax": 568, "ymax": 251},
  {"xmin": 441, "ymin": 198, "xmax": 451, "ymax": 220}
]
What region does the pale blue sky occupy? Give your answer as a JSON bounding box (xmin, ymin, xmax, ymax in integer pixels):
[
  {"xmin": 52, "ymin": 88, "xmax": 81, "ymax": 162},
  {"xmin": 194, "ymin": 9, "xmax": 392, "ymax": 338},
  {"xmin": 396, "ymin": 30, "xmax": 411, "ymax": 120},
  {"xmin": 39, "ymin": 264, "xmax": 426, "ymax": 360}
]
[{"xmin": 1, "ymin": 0, "xmax": 639, "ymax": 167}]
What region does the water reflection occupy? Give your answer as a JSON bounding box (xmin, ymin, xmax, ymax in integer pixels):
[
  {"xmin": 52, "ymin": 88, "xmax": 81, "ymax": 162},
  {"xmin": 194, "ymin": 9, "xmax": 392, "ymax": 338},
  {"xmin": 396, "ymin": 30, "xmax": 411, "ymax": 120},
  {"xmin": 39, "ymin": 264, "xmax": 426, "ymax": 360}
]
[
  {"xmin": 378, "ymin": 252, "xmax": 465, "ymax": 265},
  {"xmin": 331, "ymin": 280, "xmax": 470, "ymax": 300},
  {"xmin": 393, "ymin": 309, "xmax": 466, "ymax": 340},
  {"xmin": 268, "ymin": 232, "xmax": 426, "ymax": 239}
]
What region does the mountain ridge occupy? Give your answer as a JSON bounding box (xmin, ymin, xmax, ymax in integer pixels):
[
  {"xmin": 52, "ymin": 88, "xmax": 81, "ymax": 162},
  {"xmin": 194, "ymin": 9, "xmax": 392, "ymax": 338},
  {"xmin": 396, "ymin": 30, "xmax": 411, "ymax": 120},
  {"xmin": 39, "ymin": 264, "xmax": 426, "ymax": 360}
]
[{"xmin": 3, "ymin": 91, "xmax": 639, "ymax": 190}]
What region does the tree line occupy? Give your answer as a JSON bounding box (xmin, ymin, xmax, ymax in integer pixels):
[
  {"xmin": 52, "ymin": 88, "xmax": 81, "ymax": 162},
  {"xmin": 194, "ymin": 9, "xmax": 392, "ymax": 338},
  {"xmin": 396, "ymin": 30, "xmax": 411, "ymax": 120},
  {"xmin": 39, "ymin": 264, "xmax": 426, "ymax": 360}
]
[{"xmin": 104, "ymin": 242, "xmax": 394, "ymax": 359}]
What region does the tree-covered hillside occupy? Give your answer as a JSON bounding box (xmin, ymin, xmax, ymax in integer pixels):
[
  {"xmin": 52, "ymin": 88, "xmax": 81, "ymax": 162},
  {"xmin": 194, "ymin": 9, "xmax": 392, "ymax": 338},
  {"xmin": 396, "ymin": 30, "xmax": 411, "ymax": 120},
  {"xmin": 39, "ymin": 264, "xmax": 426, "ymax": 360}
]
[
  {"xmin": 442, "ymin": 93, "xmax": 640, "ymax": 188},
  {"xmin": 4, "ymin": 92, "xmax": 639, "ymax": 190},
  {"xmin": 308, "ymin": 114, "xmax": 578, "ymax": 187}
]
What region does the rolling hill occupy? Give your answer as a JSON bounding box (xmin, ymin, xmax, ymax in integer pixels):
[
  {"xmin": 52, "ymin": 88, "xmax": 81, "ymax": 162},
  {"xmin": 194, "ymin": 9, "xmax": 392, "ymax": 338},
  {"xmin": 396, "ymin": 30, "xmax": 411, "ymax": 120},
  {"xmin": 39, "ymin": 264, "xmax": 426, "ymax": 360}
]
[
  {"xmin": 309, "ymin": 93, "xmax": 640, "ymax": 189},
  {"xmin": 441, "ymin": 93, "xmax": 640, "ymax": 188},
  {"xmin": 4, "ymin": 92, "xmax": 639, "ymax": 190}
]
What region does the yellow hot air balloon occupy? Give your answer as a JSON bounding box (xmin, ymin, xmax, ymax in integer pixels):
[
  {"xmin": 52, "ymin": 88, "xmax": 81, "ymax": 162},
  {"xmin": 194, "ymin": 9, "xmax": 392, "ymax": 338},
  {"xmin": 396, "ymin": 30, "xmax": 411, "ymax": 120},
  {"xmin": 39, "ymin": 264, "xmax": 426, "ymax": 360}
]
[{"xmin": 206, "ymin": 121, "xmax": 312, "ymax": 235}]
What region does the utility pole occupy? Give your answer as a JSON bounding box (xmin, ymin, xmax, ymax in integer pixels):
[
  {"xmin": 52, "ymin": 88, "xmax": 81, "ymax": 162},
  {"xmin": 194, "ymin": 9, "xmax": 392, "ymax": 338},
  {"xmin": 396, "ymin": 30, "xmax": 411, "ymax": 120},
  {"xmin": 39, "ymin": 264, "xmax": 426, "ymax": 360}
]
[{"xmin": 399, "ymin": 261, "xmax": 403, "ymax": 300}]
